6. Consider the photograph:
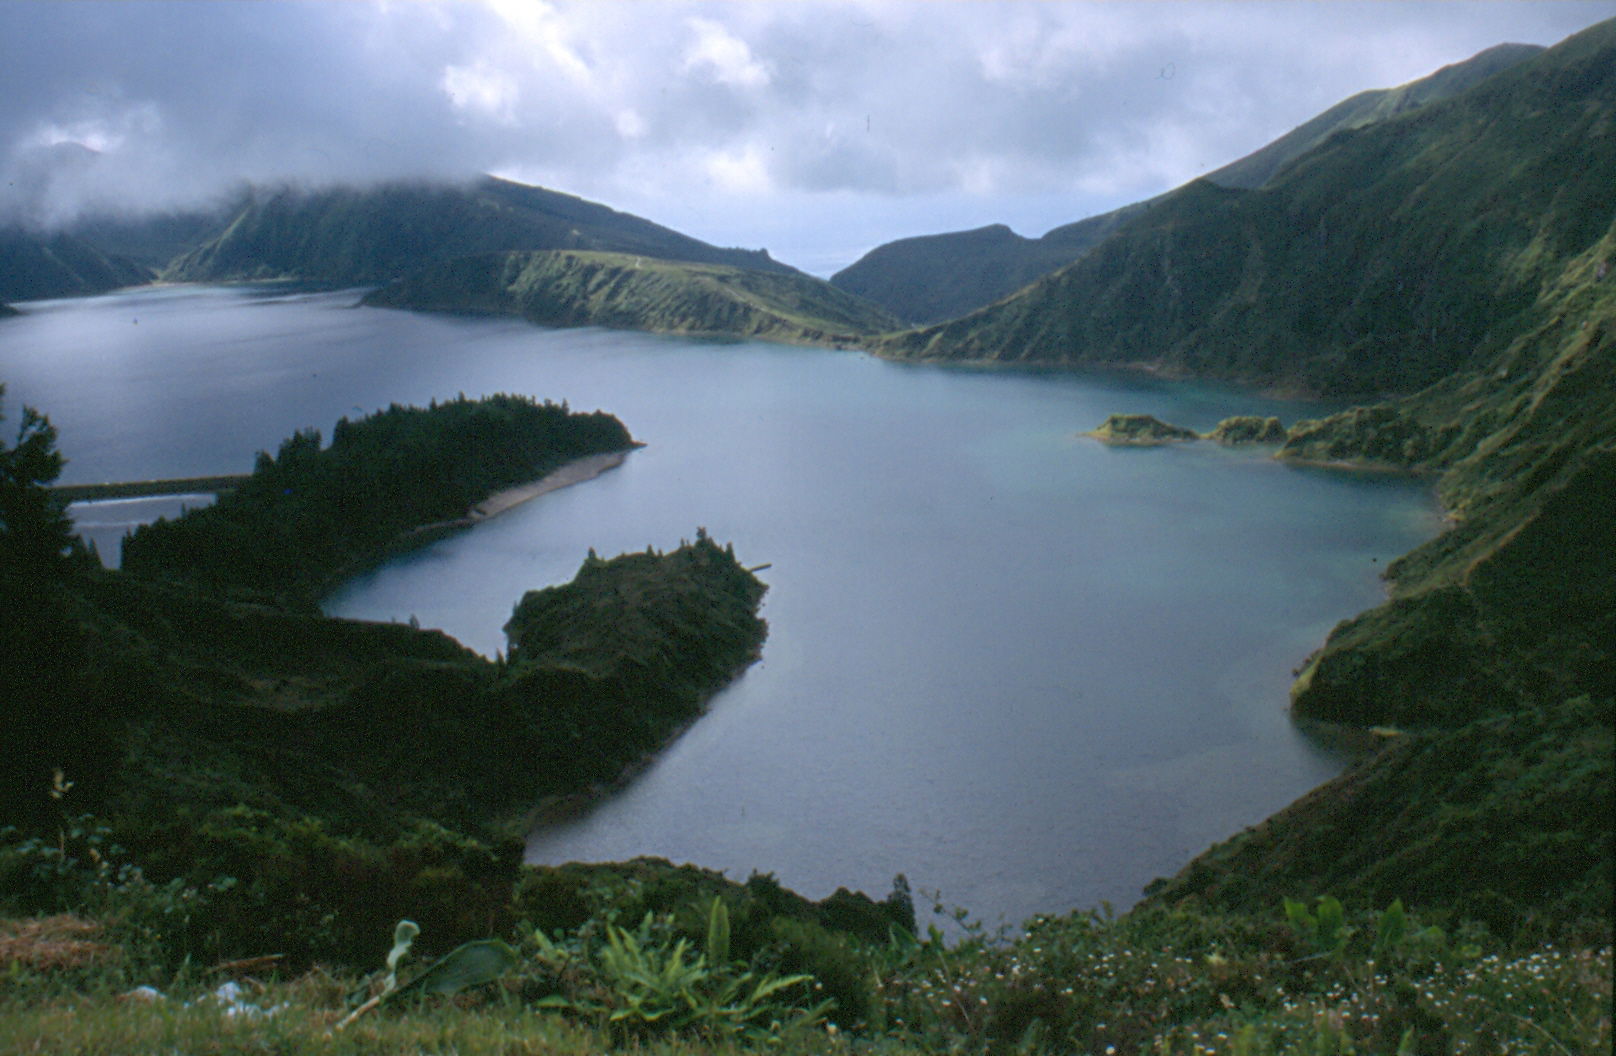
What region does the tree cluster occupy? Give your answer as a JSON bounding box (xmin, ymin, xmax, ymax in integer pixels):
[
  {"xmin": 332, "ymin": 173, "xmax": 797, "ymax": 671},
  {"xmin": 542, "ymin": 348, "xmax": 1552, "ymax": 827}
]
[{"xmin": 121, "ymin": 393, "xmax": 632, "ymax": 600}]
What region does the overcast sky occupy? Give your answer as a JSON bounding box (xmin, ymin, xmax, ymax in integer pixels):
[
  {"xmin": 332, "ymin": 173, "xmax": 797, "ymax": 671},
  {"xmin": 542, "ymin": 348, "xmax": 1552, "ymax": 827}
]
[{"xmin": 1, "ymin": 1, "xmax": 1607, "ymax": 275}]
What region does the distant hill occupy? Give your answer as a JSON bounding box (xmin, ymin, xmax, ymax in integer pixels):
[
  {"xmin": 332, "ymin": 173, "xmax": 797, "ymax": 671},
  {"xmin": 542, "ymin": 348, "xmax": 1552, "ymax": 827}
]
[
  {"xmin": 65, "ymin": 205, "xmax": 239, "ymax": 271},
  {"xmin": 364, "ymin": 249, "xmax": 898, "ymax": 345},
  {"xmin": 833, "ymin": 41, "xmax": 1542, "ymax": 325},
  {"xmin": 163, "ymin": 176, "xmax": 798, "ymax": 286},
  {"xmin": 878, "ymin": 22, "xmax": 1611, "ymax": 398},
  {"xmin": 0, "ymin": 228, "xmax": 152, "ymax": 302}
]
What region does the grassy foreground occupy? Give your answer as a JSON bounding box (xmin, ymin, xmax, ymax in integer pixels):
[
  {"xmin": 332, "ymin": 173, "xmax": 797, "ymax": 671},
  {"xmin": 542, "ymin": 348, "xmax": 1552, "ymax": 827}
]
[{"xmin": 1, "ymin": 893, "xmax": 1608, "ymax": 1055}]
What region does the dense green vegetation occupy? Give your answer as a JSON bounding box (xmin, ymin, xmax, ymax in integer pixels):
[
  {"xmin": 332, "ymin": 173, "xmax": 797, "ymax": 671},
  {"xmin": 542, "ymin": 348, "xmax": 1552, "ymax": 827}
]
[
  {"xmin": 162, "ymin": 176, "xmax": 797, "ymax": 287},
  {"xmin": 1086, "ymin": 414, "xmax": 1200, "ymax": 445},
  {"xmin": 364, "ymin": 249, "xmax": 898, "ymax": 345},
  {"xmin": 830, "ymin": 222, "xmax": 1090, "ymax": 326},
  {"xmin": 1206, "ymin": 415, "xmax": 1288, "ymax": 446},
  {"xmin": 831, "ymin": 42, "xmax": 1539, "ymax": 327},
  {"xmin": 4, "ymin": 400, "xmax": 773, "ymax": 965},
  {"xmin": 1086, "ymin": 413, "xmax": 1288, "ymax": 446},
  {"xmin": 3, "ymin": 858, "xmax": 1608, "ymax": 1054},
  {"xmin": 121, "ymin": 394, "xmax": 632, "ymax": 601},
  {"xmin": 1083, "ymin": 25, "xmax": 1616, "ymax": 944},
  {"xmin": 4, "ymin": 23, "xmax": 1612, "ymax": 1055}
]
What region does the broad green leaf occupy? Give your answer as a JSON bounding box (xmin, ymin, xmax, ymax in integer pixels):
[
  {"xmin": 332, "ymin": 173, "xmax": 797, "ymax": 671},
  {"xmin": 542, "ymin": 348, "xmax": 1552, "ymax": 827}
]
[
  {"xmin": 389, "ymin": 939, "xmax": 518, "ymax": 1000},
  {"xmin": 705, "ymin": 896, "xmax": 731, "ymax": 967}
]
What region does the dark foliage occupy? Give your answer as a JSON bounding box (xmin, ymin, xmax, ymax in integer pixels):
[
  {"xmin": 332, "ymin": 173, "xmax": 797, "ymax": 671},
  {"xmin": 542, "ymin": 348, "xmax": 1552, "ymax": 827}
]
[{"xmin": 121, "ymin": 394, "xmax": 632, "ymax": 601}]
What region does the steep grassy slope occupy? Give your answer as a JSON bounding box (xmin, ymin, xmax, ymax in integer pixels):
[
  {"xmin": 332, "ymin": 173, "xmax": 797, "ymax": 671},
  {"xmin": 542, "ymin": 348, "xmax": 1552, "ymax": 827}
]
[
  {"xmin": 163, "ymin": 176, "xmax": 795, "ymax": 286},
  {"xmin": 1132, "ymin": 28, "xmax": 1615, "ymax": 926},
  {"xmin": 1204, "ymin": 42, "xmax": 1541, "ymax": 189},
  {"xmin": 831, "ymin": 42, "xmax": 1540, "ymax": 326},
  {"xmin": 364, "ymin": 249, "xmax": 897, "ymax": 344},
  {"xmin": 879, "ymin": 21, "xmax": 1613, "ymax": 399},
  {"xmin": 1282, "ymin": 222, "xmax": 1616, "ymax": 729},
  {"xmin": 1148, "ymin": 696, "xmax": 1612, "ymax": 936},
  {"xmin": 0, "ymin": 229, "xmax": 151, "ymax": 302}
]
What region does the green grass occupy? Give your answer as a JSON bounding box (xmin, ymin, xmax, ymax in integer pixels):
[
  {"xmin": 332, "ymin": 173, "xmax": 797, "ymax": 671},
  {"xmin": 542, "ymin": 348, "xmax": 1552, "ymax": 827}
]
[{"xmin": 2, "ymin": 896, "xmax": 1607, "ymax": 1055}]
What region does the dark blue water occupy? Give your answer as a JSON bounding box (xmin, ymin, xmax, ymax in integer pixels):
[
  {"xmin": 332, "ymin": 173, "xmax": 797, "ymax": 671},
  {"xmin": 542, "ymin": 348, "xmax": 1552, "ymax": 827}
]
[{"xmin": 1, "ymin": 285, "xmax": 1438, "ymax": 927}]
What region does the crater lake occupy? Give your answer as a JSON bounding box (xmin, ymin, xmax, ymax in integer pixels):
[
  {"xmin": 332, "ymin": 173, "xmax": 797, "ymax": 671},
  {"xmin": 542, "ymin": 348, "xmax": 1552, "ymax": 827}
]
[{"xmin": 1, "ymin": 284, "xmax": 1439, "ymax": 928}]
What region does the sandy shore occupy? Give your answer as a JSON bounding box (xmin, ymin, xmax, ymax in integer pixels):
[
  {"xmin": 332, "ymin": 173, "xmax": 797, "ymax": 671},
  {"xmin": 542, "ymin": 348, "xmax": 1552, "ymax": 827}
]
[{"xmin": 470, "ymin": 450, "xmax": 631, "ymax": 520}]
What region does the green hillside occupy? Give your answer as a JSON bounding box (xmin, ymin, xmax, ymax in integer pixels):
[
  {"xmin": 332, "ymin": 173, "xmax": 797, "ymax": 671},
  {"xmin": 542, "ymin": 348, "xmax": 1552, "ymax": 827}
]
[
  {"xmin": 2, "ymin": 391, "xmax": 772, "ymax": 965},
  {"xmin": 1095, "ymin": 23, "xmax": 1616, "ymax": 930},
  {"xmin": 0, "ymin": 229, "xmax": 152, "ymax": 302},
  {"xmin": 831, "ymin": 42, "xmax": 1540, "ymax": 326},
  {"xmin": 1203, "ymin": 41, "xmax": 1541, "ymax": 190},
  {"xmin": 829, "ymin": 223, "xmax": 1086, "ymax": 326},
  {"xmin": 363, "ymin": 249, "xmax": 898, "ymax": 344},
  {"xmin": 162, "ymin": 176, "xmax": 797, "ymax": 286},
  {"xmin": 879, "ymin": 21, "xmax": 1612, "ymax": 398}
]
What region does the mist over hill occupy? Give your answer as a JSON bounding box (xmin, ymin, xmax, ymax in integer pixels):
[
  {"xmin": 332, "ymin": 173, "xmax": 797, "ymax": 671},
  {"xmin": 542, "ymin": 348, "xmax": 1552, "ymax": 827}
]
[
  {"xmin": 832, "ymin": 41, "xmax": 1544, "ymax": 326},
  {"xmin": 162, "ymin": 176, "xmax": 798, "ymax": 287},
  {"xmin": 0, "ymin": 228, "xmax": 152, "ymax": 302}
]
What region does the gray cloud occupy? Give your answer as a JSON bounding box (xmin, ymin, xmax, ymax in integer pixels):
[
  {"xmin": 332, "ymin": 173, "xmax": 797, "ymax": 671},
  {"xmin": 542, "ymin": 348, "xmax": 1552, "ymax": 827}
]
[{"xmin": 0, "ymin": 0, "xmax": 1606, "ymax": 271}]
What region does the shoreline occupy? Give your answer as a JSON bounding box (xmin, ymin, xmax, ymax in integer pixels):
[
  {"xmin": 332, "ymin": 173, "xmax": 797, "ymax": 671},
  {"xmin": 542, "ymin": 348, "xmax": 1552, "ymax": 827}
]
[
  {"xmin": 320, "ymin": 447, "xmax": 638, "ymax": 597},
  {"xmin": 470, "ymin": 449, "xmax": 633, "ymax": 521}
]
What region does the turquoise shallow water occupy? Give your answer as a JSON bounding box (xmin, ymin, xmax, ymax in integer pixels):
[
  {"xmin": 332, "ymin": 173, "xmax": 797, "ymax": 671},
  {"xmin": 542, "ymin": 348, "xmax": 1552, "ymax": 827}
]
[{"xmin": 1, "ymin": 285, "xmax": 1439, "ymax": 927}]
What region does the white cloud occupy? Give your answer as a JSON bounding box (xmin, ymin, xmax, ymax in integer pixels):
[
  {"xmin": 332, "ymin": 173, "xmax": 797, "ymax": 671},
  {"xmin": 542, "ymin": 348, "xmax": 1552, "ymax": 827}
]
[
  {"xmin": 682, "ymin": 17, "xmax": 771, "ymax": 88},
  {"xmin": 703, "ymin": 143, "xmax": 774, "ymax": 193},
  {"xmin": 0, "ymin": 0, "xmax": 1606, "ymax": 268},
  {"xmin": 441, "ymin": 62, "xmax": 521, "ymax": 125}
]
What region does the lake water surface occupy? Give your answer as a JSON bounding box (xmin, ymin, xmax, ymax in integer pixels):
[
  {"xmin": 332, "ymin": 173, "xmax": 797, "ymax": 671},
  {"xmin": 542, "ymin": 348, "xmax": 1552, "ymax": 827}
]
[{"xmin": 1, "ymin": 285, "xmax": 1439, "ymax": 928}]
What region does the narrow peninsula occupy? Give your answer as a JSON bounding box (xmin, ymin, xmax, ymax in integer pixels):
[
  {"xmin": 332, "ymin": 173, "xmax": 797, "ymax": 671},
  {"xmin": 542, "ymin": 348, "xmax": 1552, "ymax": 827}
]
[{"xmin": 121, "ymin": 394, "xmax": 635, "ymax": 602}]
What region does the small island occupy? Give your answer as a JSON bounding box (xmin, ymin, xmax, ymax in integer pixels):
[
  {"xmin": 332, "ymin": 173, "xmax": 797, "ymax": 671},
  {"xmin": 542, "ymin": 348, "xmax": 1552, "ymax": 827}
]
[{"xmin": 1086, "ymin": 413, "xmax": 1200, "ymax": 445}]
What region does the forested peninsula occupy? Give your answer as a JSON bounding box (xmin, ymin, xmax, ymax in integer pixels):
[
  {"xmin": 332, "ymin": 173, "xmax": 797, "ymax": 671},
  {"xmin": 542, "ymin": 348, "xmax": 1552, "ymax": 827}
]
[
  {"xmin": 2, "ymin": 394, "xmax": 822, "ymax": 969},
  {"xmin": 121, "ymin": 394, "xmax": 633, "ymax": 602}
]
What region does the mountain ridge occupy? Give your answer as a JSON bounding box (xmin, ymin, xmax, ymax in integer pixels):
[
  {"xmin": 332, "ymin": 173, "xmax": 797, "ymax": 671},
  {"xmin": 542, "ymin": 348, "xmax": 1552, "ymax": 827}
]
[
  {"xmin": 831, "ymin": 40, "xmax": 1545, "ymax": 325},
  {"xmin": 876, "ymin": 19, "xmax": 1613, "ymax": 398},
  {"xmin": 163, "ymin": 176, "xmax": 799, "ymax": 287}
]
